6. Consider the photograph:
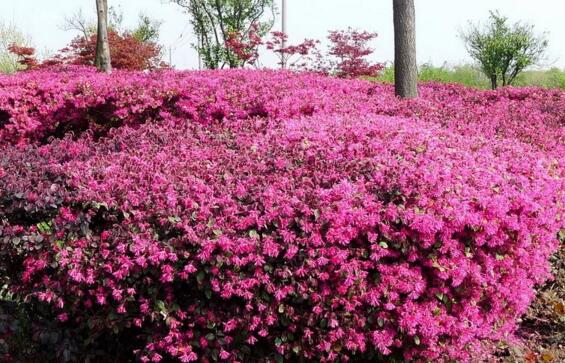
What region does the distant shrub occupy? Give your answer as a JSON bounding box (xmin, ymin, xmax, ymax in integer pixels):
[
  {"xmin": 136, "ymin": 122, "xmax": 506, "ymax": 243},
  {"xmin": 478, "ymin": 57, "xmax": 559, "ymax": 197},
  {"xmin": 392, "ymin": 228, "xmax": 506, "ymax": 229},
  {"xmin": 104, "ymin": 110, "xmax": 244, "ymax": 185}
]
[
  {"xmin": 514, "ymin": 68, "xmax": 565, "ymax": 89},
  {"xmin": 418, "ymin": 63, "xmax": 489, "ymax": 88}
]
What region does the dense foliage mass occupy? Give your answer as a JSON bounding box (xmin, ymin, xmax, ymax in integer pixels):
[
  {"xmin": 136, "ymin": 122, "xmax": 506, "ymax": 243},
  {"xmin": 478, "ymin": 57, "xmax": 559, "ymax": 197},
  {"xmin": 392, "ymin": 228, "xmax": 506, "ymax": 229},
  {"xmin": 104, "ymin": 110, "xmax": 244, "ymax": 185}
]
[
  {"xmin": 8, "ymin": 30, "xmax": 163, "ymax": 72},
  {"xmin": 461, "ymin": 11, "xmax": 548, "ymax": 89},
  {"xmin": 0, "ymin": 68, "xmax": 563, "ymax": 362}
]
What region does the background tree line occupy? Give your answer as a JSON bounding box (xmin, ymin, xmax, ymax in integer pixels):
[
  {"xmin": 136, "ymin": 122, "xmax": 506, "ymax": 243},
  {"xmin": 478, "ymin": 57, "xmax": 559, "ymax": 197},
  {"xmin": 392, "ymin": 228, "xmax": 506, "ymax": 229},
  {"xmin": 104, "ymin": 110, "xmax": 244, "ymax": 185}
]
[{"xmin": 0, "ymin": 0, "xmax": 552, "ymax": 94}]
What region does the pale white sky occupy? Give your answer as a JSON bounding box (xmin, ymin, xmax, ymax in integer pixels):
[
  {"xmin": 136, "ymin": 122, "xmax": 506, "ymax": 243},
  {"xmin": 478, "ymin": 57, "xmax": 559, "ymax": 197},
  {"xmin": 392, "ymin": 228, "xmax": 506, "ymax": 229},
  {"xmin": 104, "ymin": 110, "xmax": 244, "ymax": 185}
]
[{"xmin": 1, "ymin": 0, "xmax": 564, "ymax": 69}]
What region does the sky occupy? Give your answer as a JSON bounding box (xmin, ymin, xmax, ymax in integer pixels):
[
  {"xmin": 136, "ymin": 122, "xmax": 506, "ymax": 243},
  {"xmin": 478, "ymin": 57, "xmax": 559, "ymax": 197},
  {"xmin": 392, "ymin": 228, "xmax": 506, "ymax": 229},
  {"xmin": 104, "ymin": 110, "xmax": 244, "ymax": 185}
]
[{"xmin": 1, "ymin": 0, "xmax": 564, "ymax": 70}]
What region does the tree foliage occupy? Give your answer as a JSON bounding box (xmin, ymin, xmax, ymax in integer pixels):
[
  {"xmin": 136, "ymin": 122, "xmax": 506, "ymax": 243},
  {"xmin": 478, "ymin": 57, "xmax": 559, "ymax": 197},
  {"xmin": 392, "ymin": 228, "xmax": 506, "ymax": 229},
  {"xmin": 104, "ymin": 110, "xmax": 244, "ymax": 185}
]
[
  {"xmin": 62, "ymin": 6, "xmax": 124, "ymax": 41},
  {"xmin": 9, "ymin": 9, "xmax": 164, "ymax": 72},
  {"xmin": 262, "ymin": 28, "xmax": 382, "ymax": 78},
  {"xmin": 224, "ymin": 22, "xmax": 263, "ymax": 67},
  {"xmin": 63, "ymin": 31, "xmax": 164, "ymax": 70},
  {"xmin": 6, "ymin": 44, "xmax": 38, "ymax": 69},
  {"xmin": 171, "ymin": 0, "xmax": 275, "ymax": 69},
  {"xmin": 62, "ymin": 7, "xmax": 161, "ymax": 44},
  {"xmin": 132, "ymin": 14, "xmax": 163, "ymax": 43},
  {"xmin": 0, "ymin": 22, "xmax": 31, "ymax": 74},
  {"xmin": 328, "ymin": 28, "xmax": 383, "ymax": 78},
  {"xmin": 461, "ymin": 11, "xmax": 548, "ymax": 89},
  {"xmin": 265, "ymin": 31, "xmax": 319, "ymax": 69},
  {"xmin": 9, "ymin": 31, "xmax": 164, "ymax": 72}
]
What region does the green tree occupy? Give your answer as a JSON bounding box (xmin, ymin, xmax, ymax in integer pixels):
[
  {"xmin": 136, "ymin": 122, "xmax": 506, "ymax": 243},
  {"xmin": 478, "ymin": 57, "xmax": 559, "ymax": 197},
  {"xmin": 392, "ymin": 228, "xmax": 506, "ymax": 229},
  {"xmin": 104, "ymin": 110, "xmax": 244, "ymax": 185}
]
[
  {"xmin": 171, "ymin": 0, "xmax": 275, "ymax": 69},
  {"xmin": 0, "ymin": 22, "xmax": 31, "ymax": 74},
  {"xmin": 132, "ymin": 14, "xmax": 163, "ymax": 43},
  {"xmin": 461, "ymin": 11, "xmax": 548, "ymax": 89}
]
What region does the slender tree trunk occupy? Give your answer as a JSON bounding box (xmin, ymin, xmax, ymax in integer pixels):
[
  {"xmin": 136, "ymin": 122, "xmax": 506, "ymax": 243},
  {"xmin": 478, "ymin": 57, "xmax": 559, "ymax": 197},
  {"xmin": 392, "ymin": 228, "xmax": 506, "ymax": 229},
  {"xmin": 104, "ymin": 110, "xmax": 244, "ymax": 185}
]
[
  {"xmin": 490, "ymin": 75, "xmax": 497, "ymax": 90},
  {"xmin": 281, "ymin": 0, "xmax": 287, "ymax": 69},
  {"xmin": 393, "ymin": 0, "xmax": 418, "ymax": 98},
  {"xmin": 95, "ymin": 0, "xmax": 112, "ymax": 73}
]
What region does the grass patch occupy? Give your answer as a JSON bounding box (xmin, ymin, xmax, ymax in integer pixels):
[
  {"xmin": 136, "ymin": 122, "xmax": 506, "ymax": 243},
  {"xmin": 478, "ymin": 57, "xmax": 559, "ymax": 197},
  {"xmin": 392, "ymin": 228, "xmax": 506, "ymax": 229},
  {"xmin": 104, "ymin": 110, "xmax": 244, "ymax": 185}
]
[{"xmin": 371, "ymin": 64, "xmax": 565, "ymax": 89}]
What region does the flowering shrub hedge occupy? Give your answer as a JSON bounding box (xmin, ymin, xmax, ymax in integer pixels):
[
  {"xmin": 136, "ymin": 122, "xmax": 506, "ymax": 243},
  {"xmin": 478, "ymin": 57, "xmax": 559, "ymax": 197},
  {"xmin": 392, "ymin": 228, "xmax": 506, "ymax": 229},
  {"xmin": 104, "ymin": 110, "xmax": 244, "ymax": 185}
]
[
  {"xmin": 0, "ymin": 68, "xmax": 562, "ymax": 154},
  {"xmin": 0, "ymin": 68, "xmax": 563, "ymax": 362}
]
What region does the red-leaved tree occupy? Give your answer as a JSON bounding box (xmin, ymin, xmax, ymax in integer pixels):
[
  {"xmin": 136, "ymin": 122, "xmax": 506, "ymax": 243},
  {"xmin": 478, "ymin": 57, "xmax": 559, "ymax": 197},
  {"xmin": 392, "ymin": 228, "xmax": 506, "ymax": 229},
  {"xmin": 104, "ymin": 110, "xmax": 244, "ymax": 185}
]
[
  {"xmin": 263, "ymin": 28, "xmax": 383, "ymax": 78},
  {"xmin": 328, "ymin": 28, "xmax": 383, "ymax": 78},
  {"xmin": 7, "ymin": 44, "xmax": 38, "ymax": 69},
  {"xmin": 9, "ymin": 31, "xmax": 164, "ymax": 71},
  {"xmin": 265, "ymin": 32, "xmax": 319, "ymax": 69},
  {"xmin": 225, "ymin": 23, "xmax": 263, "ymax": 67},
  {"xmin": 61, "ymin": 31, "xmax": 164, "ymax": 70}
]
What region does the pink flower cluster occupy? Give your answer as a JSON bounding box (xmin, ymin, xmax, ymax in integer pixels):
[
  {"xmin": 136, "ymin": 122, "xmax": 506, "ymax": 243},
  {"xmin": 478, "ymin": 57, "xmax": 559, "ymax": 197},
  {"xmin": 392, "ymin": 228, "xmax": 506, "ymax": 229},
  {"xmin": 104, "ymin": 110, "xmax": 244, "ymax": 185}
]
[{"xmin": 0, "ymin": 68, "xmax": 563, "ymax": 362}]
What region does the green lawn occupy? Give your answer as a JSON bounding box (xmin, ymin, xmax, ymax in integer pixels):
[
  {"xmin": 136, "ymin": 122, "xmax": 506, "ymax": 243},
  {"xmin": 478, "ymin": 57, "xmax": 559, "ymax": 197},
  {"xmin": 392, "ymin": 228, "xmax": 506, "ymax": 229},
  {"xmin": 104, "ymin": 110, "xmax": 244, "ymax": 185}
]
[{"xmin": 370, "ymin": 64, "xmax": 565, "ymax": 89}]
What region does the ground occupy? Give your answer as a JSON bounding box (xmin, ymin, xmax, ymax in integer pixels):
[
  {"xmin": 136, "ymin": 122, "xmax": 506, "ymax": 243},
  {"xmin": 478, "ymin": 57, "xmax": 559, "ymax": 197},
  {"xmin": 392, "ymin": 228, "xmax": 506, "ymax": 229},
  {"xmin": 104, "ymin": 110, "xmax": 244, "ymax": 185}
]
[{"xmin": 500, "ymin": 244, "xmax": 565, "ymax": 363}]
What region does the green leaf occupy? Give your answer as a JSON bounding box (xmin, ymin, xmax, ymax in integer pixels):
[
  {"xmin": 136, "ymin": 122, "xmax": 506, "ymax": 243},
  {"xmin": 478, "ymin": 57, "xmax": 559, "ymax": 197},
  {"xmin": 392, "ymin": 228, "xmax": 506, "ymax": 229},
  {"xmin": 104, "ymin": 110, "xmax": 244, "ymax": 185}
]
[
  {"xmin": 196, "ymin": 271, "xmax": 206, "ymax": 284},
  {"xmin": 168, "ymin": 216, "xmax": 181, "ymax": 223},
  {"xmin": 248, "ymin": 229, "xmax": 260, "ymax": 239},
  {"xmin": 155, "ymin": 300, "xmax": 167, "ymax": 318},
  {"xmin": 414, "ymin": 335, "xmax": 421, "ymax": 346},
  {"xmin": 378, "ymin": 241, "xmax": 389, "ymax": 249}
]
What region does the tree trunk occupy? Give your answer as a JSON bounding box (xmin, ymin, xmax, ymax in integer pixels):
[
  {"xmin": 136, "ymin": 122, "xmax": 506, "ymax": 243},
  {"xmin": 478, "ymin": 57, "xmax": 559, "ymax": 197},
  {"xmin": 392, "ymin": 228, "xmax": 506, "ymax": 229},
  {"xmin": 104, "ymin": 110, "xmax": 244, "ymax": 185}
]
[
  {"xmin": 393, "ymin": 0, "xmax": 418, "ymax": 98},
  {"xmin": 281, "ymin": 0, "xmax": 287, "ymax": 69},
  {"xmin": 490, "ymin": 75, "xmax": 497, "ymax": 90},
  {"xmin": 95, "ymin": 0, "xmax": 112, "ymax": 73}
]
